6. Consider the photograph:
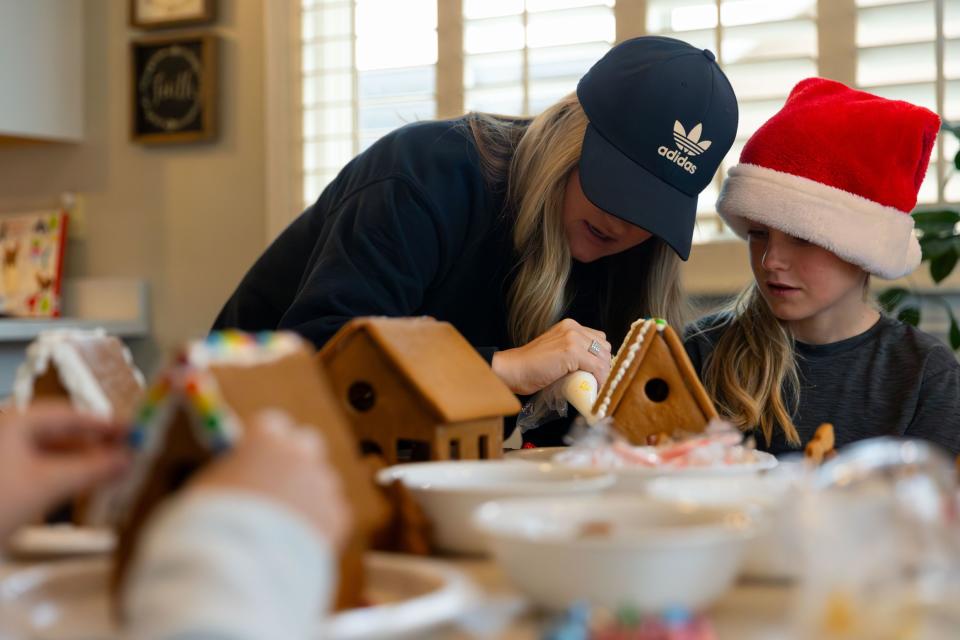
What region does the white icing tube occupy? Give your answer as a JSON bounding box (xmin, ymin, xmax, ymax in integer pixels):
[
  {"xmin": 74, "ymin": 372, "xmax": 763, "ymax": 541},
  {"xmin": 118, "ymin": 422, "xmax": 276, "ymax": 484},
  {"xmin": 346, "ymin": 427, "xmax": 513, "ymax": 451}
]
[{"xmin": 561, "ymin": 370, "xmax": 599, "ymax": 424}]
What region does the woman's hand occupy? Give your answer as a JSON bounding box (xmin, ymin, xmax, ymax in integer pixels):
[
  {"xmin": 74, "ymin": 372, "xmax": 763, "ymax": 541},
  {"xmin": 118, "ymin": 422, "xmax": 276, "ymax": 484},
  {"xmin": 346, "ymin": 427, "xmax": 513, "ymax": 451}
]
[
  {"xmin": 190, "ymin": 410, "xmax": 351, "ymax": 551},
  {"xmin": 0, "ymin": 402, "xmax": 130, "ymax": 540},
  {"xmin": 491, "ymin": 318, "xmax": 612, "ymax": 395}
]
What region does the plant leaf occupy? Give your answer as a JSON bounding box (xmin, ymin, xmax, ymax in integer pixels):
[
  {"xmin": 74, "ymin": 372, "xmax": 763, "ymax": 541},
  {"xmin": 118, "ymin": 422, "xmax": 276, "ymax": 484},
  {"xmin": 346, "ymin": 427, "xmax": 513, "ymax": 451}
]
[
  {"xmin": 877, "ymin": 287, "xmax": 909, "ymax": 313},
  {"xmin": 930, "ymin": 249, "xmax": 959, "ymax": 283},
  {"xmin": 941, "ymin": 302, "xmax": 960, "ymax": 351},
  {"xmin": 913, "ymin": 209, "xmax": 960, "ymax": 229},
  {"xmin": 955, "ymin": 149, "xmax": 960, "ymax": 172},
  {"xmin": 920, "ymin": 236, "xmax": 957, "ymax": 261},
  {"xmin": 898, "ymin": 306, "xmax": 921, "ymax": 327}
]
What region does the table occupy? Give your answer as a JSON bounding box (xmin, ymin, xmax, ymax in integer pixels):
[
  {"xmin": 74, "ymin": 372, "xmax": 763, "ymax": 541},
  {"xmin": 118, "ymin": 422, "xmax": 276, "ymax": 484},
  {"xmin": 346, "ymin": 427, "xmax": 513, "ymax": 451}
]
[
  {"xmin": 440, "ymin": 557, "xmax": 796, "ymax": 639},
  {"xmin": 0, "ymin": 554, "xmax": 797, "ymax": 639}
]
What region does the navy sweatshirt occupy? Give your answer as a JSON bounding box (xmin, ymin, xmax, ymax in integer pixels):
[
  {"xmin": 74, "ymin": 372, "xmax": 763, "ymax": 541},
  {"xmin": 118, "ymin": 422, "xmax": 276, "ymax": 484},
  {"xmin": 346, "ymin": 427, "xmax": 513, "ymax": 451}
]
[{"xmin": 213, "ymin": 118, "xmax": 616, "ymax": 445}]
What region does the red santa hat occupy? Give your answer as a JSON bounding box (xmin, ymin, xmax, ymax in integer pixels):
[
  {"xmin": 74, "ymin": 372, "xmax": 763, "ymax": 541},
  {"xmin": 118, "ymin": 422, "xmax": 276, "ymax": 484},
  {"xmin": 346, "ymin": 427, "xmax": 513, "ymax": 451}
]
[{"xmin": 716, "ymin": 77, "xmax": 940, "ymax": 280}]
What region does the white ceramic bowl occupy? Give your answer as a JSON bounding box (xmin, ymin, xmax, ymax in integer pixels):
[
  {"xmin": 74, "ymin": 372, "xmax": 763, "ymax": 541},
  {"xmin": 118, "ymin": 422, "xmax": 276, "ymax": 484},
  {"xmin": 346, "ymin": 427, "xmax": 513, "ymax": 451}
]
[
  {"xmin": 377, "ymin": 460, "xmax": 615, "ymax": 555},
  {"xmin": 507, "ymin": 447, "xmax": 779, "ymax": 490},
  {"xmin": 473, "ymin": 495, "xmax": 756, "ymax": 613},
  {"xmin": 644, "ymin": 473, "xmax": 800, "ymax": 580}
]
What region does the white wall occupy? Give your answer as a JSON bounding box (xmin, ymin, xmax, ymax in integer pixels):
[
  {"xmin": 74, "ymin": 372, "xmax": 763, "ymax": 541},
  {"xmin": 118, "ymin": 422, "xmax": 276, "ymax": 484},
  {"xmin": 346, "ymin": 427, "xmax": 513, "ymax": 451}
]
[{"xmin": 0, "ymin": 0, "xmax": 84, "ymax": 142}]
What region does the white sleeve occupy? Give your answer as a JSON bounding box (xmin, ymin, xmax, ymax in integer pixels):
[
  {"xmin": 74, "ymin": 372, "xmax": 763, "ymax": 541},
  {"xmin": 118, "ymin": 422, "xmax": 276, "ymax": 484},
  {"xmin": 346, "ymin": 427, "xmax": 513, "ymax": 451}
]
[{"xmin": 123, "ymin": 490, "xmax": 335, "ymax": 640}]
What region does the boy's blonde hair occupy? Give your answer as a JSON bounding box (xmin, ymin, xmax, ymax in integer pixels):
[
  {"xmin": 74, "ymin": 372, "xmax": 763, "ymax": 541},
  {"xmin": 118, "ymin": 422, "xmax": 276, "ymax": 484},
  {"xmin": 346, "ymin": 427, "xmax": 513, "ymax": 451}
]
[{"xmin": 700, "ymin": 284, "xmax": 801, "ymax": 447}]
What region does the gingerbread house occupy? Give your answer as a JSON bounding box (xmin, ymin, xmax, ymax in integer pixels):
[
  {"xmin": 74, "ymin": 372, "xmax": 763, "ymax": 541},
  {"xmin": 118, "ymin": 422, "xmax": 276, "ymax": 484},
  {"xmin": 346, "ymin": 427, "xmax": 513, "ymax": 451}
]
[
  {"xmin": 13, "ymin": 329, "xmax": 146, "ymax": 525},
  {"xmin": 14, "ymin": 329, "xmax": 145, "ymax": 421},
  {"xmin": 592, "ymin": 318, "xmax": 718, "ymax": 445},
  {"xmin": 318, "ymin": 317, "xmax": 521, "ymax": 464},
  {"xmin": 112, "ymin": 331, "xmax": 387, "ymax": 612}
]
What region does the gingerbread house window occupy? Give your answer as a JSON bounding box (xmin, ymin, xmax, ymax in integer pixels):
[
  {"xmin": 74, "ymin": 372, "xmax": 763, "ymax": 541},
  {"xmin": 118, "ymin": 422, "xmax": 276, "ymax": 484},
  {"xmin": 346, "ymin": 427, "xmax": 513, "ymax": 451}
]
[
  {"xmin": 348, "ymin": 380, "xmax": 376, "ymax": 412},
  {"xmin": 478, "ymin": 435, "xmax": 490, "ymax": 459},
  {"xmin": 396, "ymin": 438, "xmax": 432, "ymax": 462},
  {"xmin": 645, "ymin": 378, "xmax": 670, "ymax": 403}
]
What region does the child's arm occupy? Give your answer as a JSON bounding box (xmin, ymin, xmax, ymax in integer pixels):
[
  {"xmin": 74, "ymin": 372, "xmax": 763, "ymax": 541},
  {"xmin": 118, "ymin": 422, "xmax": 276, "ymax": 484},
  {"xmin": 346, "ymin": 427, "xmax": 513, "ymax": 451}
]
[
  {"xmin": 123, "ymin": 412, "xmax": 347, "ymax": 640},
  {"xmin": 123, "ymin": 490, "xmax": 334, "ymax": 640},
  {"xmin": 905, "ymin": 364, "xmax": 960, "ymax": 456}
]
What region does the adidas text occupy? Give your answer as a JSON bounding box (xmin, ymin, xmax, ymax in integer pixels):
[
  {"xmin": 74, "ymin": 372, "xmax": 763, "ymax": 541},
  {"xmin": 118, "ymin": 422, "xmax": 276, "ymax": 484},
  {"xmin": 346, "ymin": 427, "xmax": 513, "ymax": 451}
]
[{"xmin": 657, "ymin": 146, "xmax": 697, "ymax": 174}]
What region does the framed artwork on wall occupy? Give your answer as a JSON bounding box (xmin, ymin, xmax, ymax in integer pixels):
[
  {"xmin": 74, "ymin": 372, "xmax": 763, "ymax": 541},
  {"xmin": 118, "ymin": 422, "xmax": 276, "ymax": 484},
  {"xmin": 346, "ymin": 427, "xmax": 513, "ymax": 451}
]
[
  {"xmin": 130, "ymin": 34, "xmax": 217, "ymax": 144},
  {"xmin": 130, "ymin": 0, "xmax": 216, "ymax": 30},
  {"xmin": 0, "ymin": 210, "xmax": 69, "ymax": 318}
]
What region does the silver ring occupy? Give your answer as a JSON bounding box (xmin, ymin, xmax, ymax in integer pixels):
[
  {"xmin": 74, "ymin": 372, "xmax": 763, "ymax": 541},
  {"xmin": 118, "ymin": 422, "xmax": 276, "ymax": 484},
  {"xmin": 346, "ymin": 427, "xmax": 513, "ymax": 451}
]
[{"xmin": 588, "ymin": 339, "xmax": 602, "ymax": 356}]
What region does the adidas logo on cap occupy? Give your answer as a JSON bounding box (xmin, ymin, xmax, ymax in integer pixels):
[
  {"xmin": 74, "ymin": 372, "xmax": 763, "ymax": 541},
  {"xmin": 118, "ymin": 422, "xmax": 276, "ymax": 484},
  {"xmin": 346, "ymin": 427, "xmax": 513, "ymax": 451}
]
[{"xmin": 657, "ymin": 120, "xmax": 712, "ymax": 174}]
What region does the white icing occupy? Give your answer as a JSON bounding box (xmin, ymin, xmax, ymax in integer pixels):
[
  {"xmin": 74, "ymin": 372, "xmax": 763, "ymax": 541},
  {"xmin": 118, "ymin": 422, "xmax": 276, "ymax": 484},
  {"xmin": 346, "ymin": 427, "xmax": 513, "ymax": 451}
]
[
  {"xmin": 121, "ymin": 341, "xmax": 147, "ymax": 389},
  {"xmin": 13, "ymin": 329, "xmax": 143, "ymax": 419},
  {"xmin": 595, "ymin": 319, "xmax": 655, "ymax": 419}
]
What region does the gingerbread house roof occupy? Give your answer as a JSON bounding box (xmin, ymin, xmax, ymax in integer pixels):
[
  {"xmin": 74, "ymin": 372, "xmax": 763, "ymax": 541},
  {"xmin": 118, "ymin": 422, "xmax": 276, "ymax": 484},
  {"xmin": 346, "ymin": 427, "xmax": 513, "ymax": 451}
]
[
  {"xmin": 592, "ymin": 318, "xmax": 715, "ymax": 420},
  {"xmin": 127, "ymin": 331, "xmax": 386, "ymax": 531},
  {"xmin": 14, "ymin": 329, "xmax": 145, "ymax": 420},
  {"xmin": 319, "ymin": 317, "xmax": 521, "ymax": 423}
]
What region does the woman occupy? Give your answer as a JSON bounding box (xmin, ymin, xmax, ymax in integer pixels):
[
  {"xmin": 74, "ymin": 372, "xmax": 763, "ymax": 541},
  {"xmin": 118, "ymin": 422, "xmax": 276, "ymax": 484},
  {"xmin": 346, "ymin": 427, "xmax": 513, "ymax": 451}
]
[
  {"xmin": 214, "ymin": 36, "xmax": 738, "ymax": 443},
  {"xmin": 684, "ymin": 78, "xmax": 960, "ymax": 455}
]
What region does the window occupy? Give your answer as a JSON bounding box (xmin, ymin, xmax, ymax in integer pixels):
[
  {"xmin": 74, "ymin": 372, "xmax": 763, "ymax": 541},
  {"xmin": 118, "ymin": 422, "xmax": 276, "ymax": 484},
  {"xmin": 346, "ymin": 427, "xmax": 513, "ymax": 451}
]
[
  {"xmin": 646, "ymin": 0, "xmax": 818, "ymax": 242},
  {"xmin": 856, "ymin": 0, "xmax": 960, "ymax": 204},
  {"xmin": 295, "ymin": 0, "xmax": 958, "ymax": 237},
  {"xmin": 301, "ymin": 0, "xmax": 438, "ymax": 206},
  {"xmin": 463, "ymin": 0, "xmax": 615, "ymax": 115}
]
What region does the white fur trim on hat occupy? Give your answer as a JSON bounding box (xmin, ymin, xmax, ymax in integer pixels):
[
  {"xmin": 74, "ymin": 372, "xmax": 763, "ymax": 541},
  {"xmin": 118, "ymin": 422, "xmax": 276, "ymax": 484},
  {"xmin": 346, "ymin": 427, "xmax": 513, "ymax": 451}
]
[{"xmin": 716, "ymin": 163, "xmax": 922, "ymax": 280}]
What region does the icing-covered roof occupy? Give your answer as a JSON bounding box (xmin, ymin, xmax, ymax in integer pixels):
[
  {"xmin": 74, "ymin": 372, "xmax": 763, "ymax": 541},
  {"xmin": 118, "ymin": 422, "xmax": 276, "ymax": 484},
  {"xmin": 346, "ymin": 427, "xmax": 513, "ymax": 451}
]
[
  {"xmin": 14, "ymin": 329, "xmax": 145, "ymax": 419},
  {"xmin": 593, "ymin": 318, "xmax": 672, "ymax": 418}
]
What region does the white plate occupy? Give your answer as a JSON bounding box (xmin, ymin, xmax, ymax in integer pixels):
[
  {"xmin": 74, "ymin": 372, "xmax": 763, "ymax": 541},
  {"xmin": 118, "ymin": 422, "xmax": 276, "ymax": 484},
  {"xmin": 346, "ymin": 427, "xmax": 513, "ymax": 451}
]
[
  {"xmin": 503, "ymin": 447, "xmax": 567, "ymax": 463},
  {"xmin": 0, "ymin": 553, "xmax": 479, "ymax": 640},
  {"xmin": 507, "ymin": 447, "xmax": 778, "ymax": 489},
  {"xmin": 6, "ymin": 526, "xmax": 116, "ymax": 559}
]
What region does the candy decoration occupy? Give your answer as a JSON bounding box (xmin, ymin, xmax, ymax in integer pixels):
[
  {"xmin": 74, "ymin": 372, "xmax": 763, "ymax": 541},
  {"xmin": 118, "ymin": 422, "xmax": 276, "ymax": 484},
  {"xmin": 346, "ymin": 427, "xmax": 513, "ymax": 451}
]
[{"xmin": 127, "ymin": 330, "xmax": 296, "ymax": 453}]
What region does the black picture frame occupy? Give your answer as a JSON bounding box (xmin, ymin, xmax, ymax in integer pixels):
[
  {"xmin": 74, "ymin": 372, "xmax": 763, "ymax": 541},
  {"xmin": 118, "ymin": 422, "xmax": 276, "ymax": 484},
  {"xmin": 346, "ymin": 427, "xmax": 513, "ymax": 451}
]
[
  {"xmin": 130, "ymin": 34, "xmax": 218, "ymax": 145},
  {"xmin": 130, "ymin": 0, "xmax": 216, "ymax": 31}
]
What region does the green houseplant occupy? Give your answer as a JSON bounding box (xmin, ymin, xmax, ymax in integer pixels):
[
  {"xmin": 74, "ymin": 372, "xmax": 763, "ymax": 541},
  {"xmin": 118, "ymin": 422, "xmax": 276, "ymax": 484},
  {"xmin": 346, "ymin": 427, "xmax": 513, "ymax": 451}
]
[{"xmin": 879, "ymin": 123, "xmax": 960, "ymax": 351}]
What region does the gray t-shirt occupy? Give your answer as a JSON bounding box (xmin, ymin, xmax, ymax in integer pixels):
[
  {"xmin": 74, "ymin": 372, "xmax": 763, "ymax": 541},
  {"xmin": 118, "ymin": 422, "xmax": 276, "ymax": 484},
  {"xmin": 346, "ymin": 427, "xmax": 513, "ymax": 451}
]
[{"xmin": 684, "ymin": 314, "xmax": 960, "ymax": 456}]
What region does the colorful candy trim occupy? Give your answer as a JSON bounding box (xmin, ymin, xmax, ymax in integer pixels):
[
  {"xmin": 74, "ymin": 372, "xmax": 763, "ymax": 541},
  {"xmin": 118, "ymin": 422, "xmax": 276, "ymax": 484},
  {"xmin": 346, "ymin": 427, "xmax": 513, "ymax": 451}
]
[{"xmin": 187, "ymin": 330, "xmax": 304, "ymax": 367}]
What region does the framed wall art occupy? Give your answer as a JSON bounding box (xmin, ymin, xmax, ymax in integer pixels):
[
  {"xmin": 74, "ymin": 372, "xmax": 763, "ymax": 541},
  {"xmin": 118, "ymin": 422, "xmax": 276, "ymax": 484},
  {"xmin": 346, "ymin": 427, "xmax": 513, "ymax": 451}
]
[
  {"xmin": 130, "ymin": 34, "xmax": 217, "ymax": 144},
  {"xmin": 0, "ymin": 210, "xmax": 69, "ymax": 318},
  {"xmin": 130, "ymin": 0, "xmax": 216, "ymax": 30}
]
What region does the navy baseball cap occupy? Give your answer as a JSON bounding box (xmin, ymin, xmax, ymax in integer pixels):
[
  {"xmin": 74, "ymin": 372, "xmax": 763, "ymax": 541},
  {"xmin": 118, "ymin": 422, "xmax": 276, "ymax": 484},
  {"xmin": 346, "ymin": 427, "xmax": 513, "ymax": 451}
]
[{"xmin": 576, "ymin": 36, "xmax": 738, "ymax": 260}]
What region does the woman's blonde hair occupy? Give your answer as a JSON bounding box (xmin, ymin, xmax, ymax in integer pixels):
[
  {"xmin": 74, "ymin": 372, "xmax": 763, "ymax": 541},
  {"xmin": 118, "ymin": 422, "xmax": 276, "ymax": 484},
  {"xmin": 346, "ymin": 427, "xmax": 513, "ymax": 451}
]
[
  {"xmin": 699, "ymin": 285, "xmax": 801, "ymax": 447},
  {"xmin": 467, "ymin": 93, "xmax": 688, "ymax": 347}
]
